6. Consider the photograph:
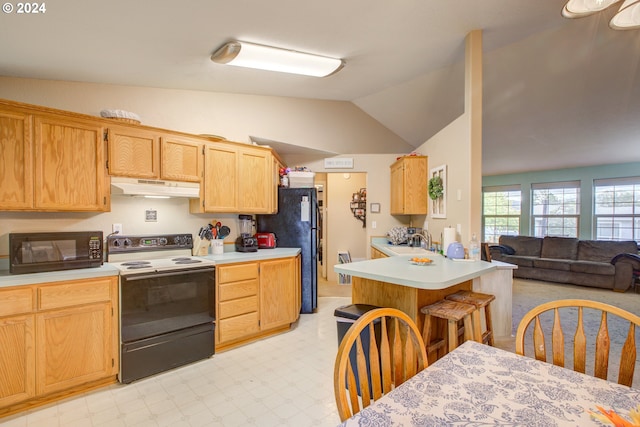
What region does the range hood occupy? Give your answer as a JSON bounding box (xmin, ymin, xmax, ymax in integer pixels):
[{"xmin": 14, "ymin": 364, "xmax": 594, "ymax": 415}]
[{"xmin": 110, "ymin": 177, "xmax": 200, "ymax": 198}]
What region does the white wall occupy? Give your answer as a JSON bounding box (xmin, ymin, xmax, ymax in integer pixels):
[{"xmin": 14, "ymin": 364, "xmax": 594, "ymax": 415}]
[
  {"xmin": 287, "ymin": 154, "xmax": 413, "ymax": 260},
  {"xmin": 0, "ymin": 76, "xmax": 413, "ymax": 155},
  {"xmin": 0, "ymin": 197, "xmax": 240, "ymax": 257},
  {"xmin": 413, "ymin": 116, "xmax": 471, "ymax": 247}
]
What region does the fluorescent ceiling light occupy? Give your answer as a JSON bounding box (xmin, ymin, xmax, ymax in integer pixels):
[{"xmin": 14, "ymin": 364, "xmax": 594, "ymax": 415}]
[
  {"xmin": 562, "ymin": 0, "xmax": 640, "ymax": 29},
  {"xmin": 211, "ymin": 41, "xmax": 344, "ymax": 77}
]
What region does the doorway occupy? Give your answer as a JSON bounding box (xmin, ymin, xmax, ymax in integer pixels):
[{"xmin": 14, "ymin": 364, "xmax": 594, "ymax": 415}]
[{"xmin": 316, "ymin": 172, "xmax": 368, "ymax": 283}]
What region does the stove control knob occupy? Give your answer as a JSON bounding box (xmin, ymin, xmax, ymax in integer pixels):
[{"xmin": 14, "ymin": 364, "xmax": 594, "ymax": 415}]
[
  {"xmin": 123, "ymin": 238, "xmax": 132, "ymax": 247},
  {"xmin": 159, "ymin": 237, "xmax": 167, "ymax": 245}
]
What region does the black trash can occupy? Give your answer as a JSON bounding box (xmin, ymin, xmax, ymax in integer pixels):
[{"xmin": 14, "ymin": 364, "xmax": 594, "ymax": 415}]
[{"xmin": 334, "ymin": 304, "xmax": 381, "ymax": 396}]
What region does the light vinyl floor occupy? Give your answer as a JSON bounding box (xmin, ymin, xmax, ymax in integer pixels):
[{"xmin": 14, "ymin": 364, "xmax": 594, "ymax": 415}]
[{"xmin": 2, "ymin": 296, "xmax": 352, "ymax": 427}]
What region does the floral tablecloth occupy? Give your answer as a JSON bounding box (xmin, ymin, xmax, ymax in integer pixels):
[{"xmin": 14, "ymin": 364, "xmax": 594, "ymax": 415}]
[{"xmin": 339, "ymin": 340, "xmax": 640, "ymax": 426}]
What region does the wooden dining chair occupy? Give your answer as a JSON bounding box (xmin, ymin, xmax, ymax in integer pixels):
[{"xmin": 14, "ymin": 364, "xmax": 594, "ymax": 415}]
[
  {"xmin": 515, "ymin": 299, "xmax": 640, "ymax": 387},
  {"xmin": 333, "ymin": 307, "xmax": 428, "ymax": 422}
]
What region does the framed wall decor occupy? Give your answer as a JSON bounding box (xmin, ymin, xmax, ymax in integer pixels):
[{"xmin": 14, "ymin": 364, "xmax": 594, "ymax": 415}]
[
  {"xmin": 370, "ymin": 202, "xmax": 380, "ymax": 213},
  {"xmin": 429, "ymin": 164, "xmax": 447, "ymax": 218}
]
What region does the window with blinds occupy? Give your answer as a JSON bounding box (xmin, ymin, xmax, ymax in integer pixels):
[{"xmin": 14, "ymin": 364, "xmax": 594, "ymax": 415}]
[
  {"xmin": 482, "ymin": 185, "xmax": 521, "ymax": 243},
  {"xmin": 531, "ymin": 181, "xmax": 580, "ymax": 238},
  {"xmin": 593, "ymin": 177, "xmax": 640, "ymax": 243}
]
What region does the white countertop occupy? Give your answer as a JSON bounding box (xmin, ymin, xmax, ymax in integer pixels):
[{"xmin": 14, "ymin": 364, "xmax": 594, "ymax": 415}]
[
  {"xmin": 197, "ymin": 247, "xmax": 301, "ymax": 264},
  {"xmin": 0, "ymin": 247, "xmax": 301, "ymax": 288},
  {"xmin": 333, "ymin": 238, "xmax": 504, "ymax": 290}
]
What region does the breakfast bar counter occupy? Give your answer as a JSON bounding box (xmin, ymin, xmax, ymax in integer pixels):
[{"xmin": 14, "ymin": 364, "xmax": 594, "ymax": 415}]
[{"xmin": 334, "ymin": 250, "xmax": 516, "ymax": 337}]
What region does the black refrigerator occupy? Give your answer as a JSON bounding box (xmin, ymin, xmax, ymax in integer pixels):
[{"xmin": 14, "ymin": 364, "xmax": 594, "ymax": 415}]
[{"xmin": 256, "ymin": 187, "xmax": 318, "ymax": 314}]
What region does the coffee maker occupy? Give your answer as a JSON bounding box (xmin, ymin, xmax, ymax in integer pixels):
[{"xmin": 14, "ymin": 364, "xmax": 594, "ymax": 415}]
[{"xmin": 235, "ymin": 214, "xmax": 259, "ymax": 252}]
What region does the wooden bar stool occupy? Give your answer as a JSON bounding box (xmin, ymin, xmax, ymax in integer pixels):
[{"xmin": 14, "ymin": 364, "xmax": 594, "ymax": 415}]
[
  {"xmin": 445, "ymin": 290, "xmax": 495, "ymax": 346},
  {"xmin": 420, "ymin": 299, "xmax": 476, "ymax": 357}
]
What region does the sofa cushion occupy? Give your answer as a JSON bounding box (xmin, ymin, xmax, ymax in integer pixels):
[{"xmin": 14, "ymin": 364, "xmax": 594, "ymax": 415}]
[
  {"xmin": 501, "ymin": 255, "xmax": 537, "ymax": 268},
  {"xmin": 533, "ymin": 258, "xmax": 572, "ymax": 271},
  {"xmin": 570, "ymin": 260, "xmax": 615, "ymax": 275},
  {"xmin": 577, "ymin": 240, "xmax": 639, "ymax": 263},
  {"xmin": 540, "ymin": 237, "xmax": 579, "ymax": 260},
  {"xmin": 499, "ymin": 236, "xmax": 543, "ymax": 257}
]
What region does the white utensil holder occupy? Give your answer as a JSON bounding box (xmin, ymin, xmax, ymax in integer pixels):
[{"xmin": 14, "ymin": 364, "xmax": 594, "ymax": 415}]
[{"xmin": 211, "ymin": 240, "xmax": 224, "ymax": 255}]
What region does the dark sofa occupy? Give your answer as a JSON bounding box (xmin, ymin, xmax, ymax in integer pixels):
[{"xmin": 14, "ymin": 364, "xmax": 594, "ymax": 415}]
[{"xmin": 490, "ymin": 235, "xmax": 639, "ymax": 292}]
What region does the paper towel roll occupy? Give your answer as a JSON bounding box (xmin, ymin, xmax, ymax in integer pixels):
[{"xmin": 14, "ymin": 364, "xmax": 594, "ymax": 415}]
[{"xmin": 442, "ymin": 227, "xmax": 457, "ymax": 254}]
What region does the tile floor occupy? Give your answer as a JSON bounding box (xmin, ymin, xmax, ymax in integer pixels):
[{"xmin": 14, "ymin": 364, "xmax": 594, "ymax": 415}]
[{"xmin": 2, "ymin": 296, "xmax": 352, "ymax": 427}]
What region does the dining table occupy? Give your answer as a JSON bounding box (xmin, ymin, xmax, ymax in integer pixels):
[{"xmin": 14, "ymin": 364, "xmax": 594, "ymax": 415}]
[{"xmin": 338, "ymin": 340, "xmax": 640, "ymax": 426}]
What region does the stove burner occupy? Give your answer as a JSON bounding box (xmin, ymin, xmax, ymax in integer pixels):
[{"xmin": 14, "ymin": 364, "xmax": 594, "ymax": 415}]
[
  {"xmin": 121, "ymin": 261, "xmax": 151, "ymax": 266},
  {"xmin": 172, "ymin": 257, "xmax": 202, "ymax": 265}
]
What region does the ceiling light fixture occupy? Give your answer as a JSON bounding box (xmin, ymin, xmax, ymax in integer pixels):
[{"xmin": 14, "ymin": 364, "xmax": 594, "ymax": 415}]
[
  {"xmin": 211, "ymin": 41, "xmax": 344, "ymax": 77},
  {"xmin": 562, "ymin": 0, "xmax": 640, "ymax": 29}
]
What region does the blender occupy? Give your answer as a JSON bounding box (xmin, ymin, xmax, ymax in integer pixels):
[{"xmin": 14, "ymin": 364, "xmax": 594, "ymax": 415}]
[{"xmin": 235, "ymin": 214, "xmax": 259, "ymax": 252}]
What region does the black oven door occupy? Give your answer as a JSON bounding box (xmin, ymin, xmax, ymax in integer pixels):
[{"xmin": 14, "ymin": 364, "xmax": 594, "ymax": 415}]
[
  {"xmin": 119, "ymin": 266, "xmax": 215, "ymax": 383},
  {"xmin": 120, "ymin": 266, "xmax": 215, "ymax": 343}
]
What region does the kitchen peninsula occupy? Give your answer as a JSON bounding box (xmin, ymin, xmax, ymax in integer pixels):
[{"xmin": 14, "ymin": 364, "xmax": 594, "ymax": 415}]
[{"xmin": 334, "ymin": 239, "xmax": 516, "ymax": 338}]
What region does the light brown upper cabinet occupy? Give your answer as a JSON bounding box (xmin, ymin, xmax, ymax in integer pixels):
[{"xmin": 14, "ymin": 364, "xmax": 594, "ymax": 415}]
[
  {"xmin": 34, "ymin": 115, "xmax": 108, "ymax": 211},
  {"xmin": 106, "ymin": 127, "xmax": 203, "ymax": 182},
  {"xmin": 106, "ymin": 125, "xmax": 159, "ymax": 179},
  {"xmin": 0, "ymin": 108, "xmax": 33, "ymax": 209},
  {"xmin": 191, "ymin": 141, "xmax": 275, "ymax": 214},
  {"xmin": 390, "ymin": 155, "xmax": 428, "ymax": 215},
  {"xmin": 0, "ymin": 100, "xmax": 109, "ymax": 212},
  {"xmin": 160, "ymin": 135, "xmax": 203, "ymax": 182}
]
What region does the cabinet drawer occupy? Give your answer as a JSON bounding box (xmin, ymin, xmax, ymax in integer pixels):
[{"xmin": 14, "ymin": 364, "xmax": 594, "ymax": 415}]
[
  {"xmin": 219, "ymin": 280, "xmax": 258, "ymax": 302},
  {"xmin": 0, "ymin": 287, "xmax": 34, "ymax": 316},
  {"xmin": 218, "ymin": 263, "xmax": 258, "ymax": 284},
  {"xmin": 38, "ymin": 278, "xmax": 114, "ymax": 311},
  {"xmin": 219, "ymin": 312, "xmax": 259, "ymax": 342},
  {"xmin": 219, "ymin": 295, "xmax": 258, "ymax": 319}
]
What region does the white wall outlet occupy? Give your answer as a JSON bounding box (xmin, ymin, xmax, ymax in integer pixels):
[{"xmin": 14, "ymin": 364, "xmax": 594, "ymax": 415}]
[
  {"xmin": 112, "ymin": 223, "xmax": 123, "ymax": 234},
  {"xmin": 372, "ymin": 221, "xmax": 377, "ymax": 229}
]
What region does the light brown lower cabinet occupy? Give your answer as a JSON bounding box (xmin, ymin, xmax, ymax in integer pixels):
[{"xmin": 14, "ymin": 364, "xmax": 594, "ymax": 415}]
[
  {"xmin": 370, "ymin": 247, "xmax": 389, "ymax": 259},
  {"xmin": 0, "ymin": 314, "xmax": 35, "ymax": 408},
  {"xmin": 216, "ymin": 255, "xmax": 300, "ymax": 350},
  {"xmin": 0, "ymin": 276, "xmax": 118, "ymax": 416}
]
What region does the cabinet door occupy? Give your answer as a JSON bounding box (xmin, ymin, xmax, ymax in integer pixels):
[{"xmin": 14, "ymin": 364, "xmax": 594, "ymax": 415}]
[
  {"xmin": 107, "ymin": 126, "xmax": 159, "ymax": 179},
  {"xmin": 202, "ymin": 142, "xmax": 238, "ymax": 212},
  {"xmin": 270, "ymin": 156, "xmax": 282, "ymax": 213},
  {"xmin": 390, "ymin": 156, "xmax": 427, "ymax": 215},
  {"xmin": 260, "ymin": 257, "xmax": 297, "ymax": 330},
  {"xmin": 371, "ymin": 247, "xmax": 389, "ymax": 259},
  {"xmin": 160, "ymin": 135, "xmax": 202, "ymax": 182},
  {"xmin": 238, "ymin": 147, "xmax": 271, "ymax": 213},
  {"xmin": 0, "ymin": 109, "xmax": 33, "ymax": 209},
  {"xmin": 36, "ymin": 302, "xmax": 113, "ymax": 395},
  {"xmin": 0, "ymin": 314, "xmax": 35, "ymax": 408},
  {"xmin": 390, "ymin": 160, "xmax": 405, "ymax": 214},
  {"xmin": 34, "ymin": 116, "xmax": 108, "ymax": 211}
]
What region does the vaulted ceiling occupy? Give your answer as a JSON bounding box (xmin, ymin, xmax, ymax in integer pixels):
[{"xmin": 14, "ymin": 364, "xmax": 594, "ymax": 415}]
[{"xmin": 1, "ymin": 0, "xmax": 639, "ymax": 175}]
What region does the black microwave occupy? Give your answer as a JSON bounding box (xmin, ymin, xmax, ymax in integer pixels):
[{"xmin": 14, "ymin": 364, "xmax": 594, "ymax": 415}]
[{"xmin": 9, "ymin": 231, "xmax": 103, "ymax": 275}]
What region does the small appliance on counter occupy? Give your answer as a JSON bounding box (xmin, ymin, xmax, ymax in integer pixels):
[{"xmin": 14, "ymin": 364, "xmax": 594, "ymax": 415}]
[
  {"xmin": 235, "ymin": 214, "xmax": 259, "ymax": 252},
  {"xmin": 446, "ymin": 242, "xmax": 466, "ymax": 259},
  {"xmin": 255, "ymin": 232, "xmax": 276, "ymax": 249},
  {"xmin": 9, "ymin": 231, "xmax": 103, "ymax": 274}
]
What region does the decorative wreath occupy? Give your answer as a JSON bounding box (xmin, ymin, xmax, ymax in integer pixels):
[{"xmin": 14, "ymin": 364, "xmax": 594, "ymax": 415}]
[{"xmin": 428, "ymin": 176, "xmax": 444, "ymax": 200}]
